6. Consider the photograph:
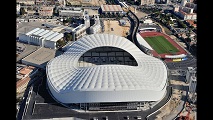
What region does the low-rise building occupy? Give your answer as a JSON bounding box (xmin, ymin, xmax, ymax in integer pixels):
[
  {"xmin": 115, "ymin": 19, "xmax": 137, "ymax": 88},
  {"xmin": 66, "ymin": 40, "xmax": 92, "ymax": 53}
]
[
  {"xmin": 16, "ymin": 65, "xmax": 38, "ymax": 93},
  {"xmin": 17, "ymin": 3, "xmax": 21, "ymax": 15},
  {"xmin": 17, "ymin": 0, "xmax": 34, "ymax": 5},
  {"xmin": 189, "ymin": 76, "xmax": 196, "ymax": 93},
  {"xmin": 143, "ymin": 18, "xmax": 153, "ymax": 24},
  {"xmin": 100, "ymin": 5, "xmax": 123, "ymax": 14},
  {"xmin": 90, "ymin": 15, "xmax": 101, "ymax": 34},
  {"xmin": 72, "ymin": 14, "xmax": 90, "ymax": 40},
  {"xmin": 72, "ymin": 24, "xmax": 87, "ymax": 41},
  {"xmin": 38, "ymin": 6, "xmax": 54, "ymax": 16},
  {"xmin": 22, "ymin": 47, "xmax": 63, "ymax": 69},
  {"xmin": 185, "ymin": 67, "xmax": 196, "ymax": 83},
  {"xmin": 140, "ymin": 0, "xmax": 155, "ymax": 5},
  {"xmin": 119, "ymin": 19, "xmax": 127, "ymax": 26},
  {"xmin": 59, "ymin": 8, "xmax": 83, "ymax": 17},
  {"xmin": 178, "ymin": 10, "xmax": 196, "ymax": 20},
  {"xmin": 19, "ymin": 28, "xmax": 64, "ymax": 49}
]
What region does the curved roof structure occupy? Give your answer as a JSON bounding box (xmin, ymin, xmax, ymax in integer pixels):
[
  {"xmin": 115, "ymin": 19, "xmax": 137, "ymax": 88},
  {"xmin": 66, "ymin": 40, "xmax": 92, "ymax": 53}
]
[{"xmin": 46, "ymin": 34, "xmax": 168, "ymax": 103}]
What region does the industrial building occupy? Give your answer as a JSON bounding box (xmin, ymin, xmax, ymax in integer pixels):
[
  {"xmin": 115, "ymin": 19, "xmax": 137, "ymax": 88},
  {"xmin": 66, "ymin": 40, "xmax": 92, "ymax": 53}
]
[
  {"xmin": 19, "ymin": 28, "xmax": 64, "ymax": 49},
  {"xmin": 46, "ymin": 34, "xmax": 168, "ymax": 111},
  {"xmin": 100, "ymin": 5, "xmax": 123, "ymax": 14}
]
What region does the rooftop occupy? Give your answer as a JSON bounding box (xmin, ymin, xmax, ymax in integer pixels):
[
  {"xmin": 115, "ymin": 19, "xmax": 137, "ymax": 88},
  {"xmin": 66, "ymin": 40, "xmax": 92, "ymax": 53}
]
[
  {"xmin": 22, "ymin": 47, "xmax": 63, "ymax": 69},
  {"xmin": 25, "ymin": 28, "xmax": 64, "ymax": 42},
  {"xmin": 101, "ymin": 5, "xmax": 123, "ymax": 12}
]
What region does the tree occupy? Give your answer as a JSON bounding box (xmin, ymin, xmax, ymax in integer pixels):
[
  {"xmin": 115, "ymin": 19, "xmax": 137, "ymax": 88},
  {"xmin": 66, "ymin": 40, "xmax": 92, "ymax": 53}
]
[
  {"xmin": 65, "ymin": 33, "xmax": 72, "ymax": 41},
  {"xmin": 20, "ymin": 8, "xmax": 26, "ymax": 15},
  {"xmin": 56, "ymin": 39, "xmax": 66, "ymax": 48},
  {"xmin": 53, "ymin": 7, "xmax": 59, "ymax": 16},
  {"xmin": 27, "ymin": 7, "xmax": 32, "ymax": 11},
  {"xmin": 185, "ymin": 37, "xmax": 191, "ymax": 43}
]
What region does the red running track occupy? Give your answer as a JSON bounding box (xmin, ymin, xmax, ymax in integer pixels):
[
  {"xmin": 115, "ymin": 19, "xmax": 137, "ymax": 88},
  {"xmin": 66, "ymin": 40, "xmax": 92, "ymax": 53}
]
[{"xmin": 139, "ymin": 31, "xmax": 187, "ymax": 59}]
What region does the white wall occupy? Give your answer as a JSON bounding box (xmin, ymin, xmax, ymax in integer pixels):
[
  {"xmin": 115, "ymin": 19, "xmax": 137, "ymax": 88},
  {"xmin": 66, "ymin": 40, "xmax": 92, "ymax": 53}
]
[
  {"xmin": 47, "ymin": 77, "xmax": 167, "ymax": 103},
  {"xmin": 44, "ymin": 40, "xmax": 56, "ymax": 49}
]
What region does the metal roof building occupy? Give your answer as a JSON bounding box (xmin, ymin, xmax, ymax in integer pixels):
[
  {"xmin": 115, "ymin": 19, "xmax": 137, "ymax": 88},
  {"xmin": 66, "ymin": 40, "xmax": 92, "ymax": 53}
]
[
  {"xmin": 19, "ymin": 28, "xmax": 64, "ymax": 49},
  {"xmin": 101, "ymin": 5, "xmax": 123, "ymax": 14},
  {"xmin": 46, "ymin": 34, "xmax": 168, "ymax": 109}
]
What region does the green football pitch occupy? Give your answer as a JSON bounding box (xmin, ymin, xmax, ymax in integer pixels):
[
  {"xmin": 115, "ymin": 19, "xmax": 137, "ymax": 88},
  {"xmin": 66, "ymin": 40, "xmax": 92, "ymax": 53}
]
[{"xmin": 144, "ymin": 36, "xmax": 179, "ymax": 54}]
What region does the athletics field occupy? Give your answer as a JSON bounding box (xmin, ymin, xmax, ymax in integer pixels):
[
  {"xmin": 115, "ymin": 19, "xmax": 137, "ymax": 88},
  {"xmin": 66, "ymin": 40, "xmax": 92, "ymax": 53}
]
[{"xmin": 144, "ymin": 36, "xmax": 179, "ymax": 54}]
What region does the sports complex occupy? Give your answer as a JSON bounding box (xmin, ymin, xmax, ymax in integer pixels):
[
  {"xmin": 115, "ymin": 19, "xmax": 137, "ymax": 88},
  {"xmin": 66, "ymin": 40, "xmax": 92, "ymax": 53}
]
[
  {"xmin": 137, "ymin": 31, "xmax": 187, "ymax": 62},
  {"xmin": 46, "ymin": 34, "xmax": 168, "ymax": 111}
]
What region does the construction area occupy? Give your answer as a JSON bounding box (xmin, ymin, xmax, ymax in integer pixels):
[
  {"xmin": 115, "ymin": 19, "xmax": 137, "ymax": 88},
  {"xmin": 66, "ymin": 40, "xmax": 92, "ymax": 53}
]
[
  {"xmin": 103, "ymin": 20, "xmax": 130, "ymax": 37},
  {"xmin": 154, "ymin": 79, "xmax": 196, "ymax": 120},
  {"xmin": 66, "ymin": 0, "xmax": 106, "ymax": 6}
]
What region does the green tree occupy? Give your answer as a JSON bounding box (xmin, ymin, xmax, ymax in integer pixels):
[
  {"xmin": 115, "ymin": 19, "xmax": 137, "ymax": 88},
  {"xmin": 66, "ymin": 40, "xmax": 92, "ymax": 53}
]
[
  {"xmin": 56, "ymin": 39, "xmax": 66, "ymax": 48},
  {"xmin": 27, "ymin": 7, "xmax": 32, "ymax": 11},
  {"xmin": 53, "ymin": 7, "xmax": 59, "ymax": 16},
  {"xmin": 20, "ymin": 8, "xmax": 26, "ymax": 15},
  {"xmin": 65, "ymin": 34, "xmax": 72, "ymax": 41}
]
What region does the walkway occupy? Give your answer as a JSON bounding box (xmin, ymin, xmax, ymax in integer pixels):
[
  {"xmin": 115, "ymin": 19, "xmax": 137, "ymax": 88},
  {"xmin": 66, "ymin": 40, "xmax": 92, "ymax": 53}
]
[{"xmin": 163, "ymin": 91, "xmax": 187, "ymax": 120}]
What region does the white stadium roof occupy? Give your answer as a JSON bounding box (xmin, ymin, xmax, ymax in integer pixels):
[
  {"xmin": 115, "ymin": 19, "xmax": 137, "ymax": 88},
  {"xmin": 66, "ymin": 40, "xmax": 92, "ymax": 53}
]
[
  {"xmin": 46, "ymin": 34, "xmax": 168, "ymax": 103},
  {"xmin": 136, "ymin": 33, "xmax": 153, "ymax": 50}
]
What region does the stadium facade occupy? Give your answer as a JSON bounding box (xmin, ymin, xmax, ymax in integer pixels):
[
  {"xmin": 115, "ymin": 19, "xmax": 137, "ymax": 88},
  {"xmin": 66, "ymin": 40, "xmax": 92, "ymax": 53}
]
[{"xmin": 46, "ymin": 34, "xmax": 168, "ymax": 111}]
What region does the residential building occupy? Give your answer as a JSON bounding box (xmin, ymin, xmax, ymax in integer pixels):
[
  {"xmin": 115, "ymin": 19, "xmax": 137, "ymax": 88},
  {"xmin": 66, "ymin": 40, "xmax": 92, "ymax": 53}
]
[
  {"xmin": 17, "ymin": 0, "xmax": 34, "ymax": 5},
  {"xmin": 189, "ymin": 76, "xmax": 196, "ymax": 93},
  {"xmin": 17, "ymin": 3, "xmax": 21, "ymax": 15},
  {"xmin": 185, "ymin": 67, "xmax": 196, "ymax": 83},
  {"xmin": 178, "ymin": 10, "xmax": 196, "ymax": 20},
  {"xmin": 59, "ymin": 8, "xmax": 83, "ymax": 17},
  {"xmin": 16, "ymin": 65, "xmax": 38, "ymax": 93},
  {"xmin": 173, "ymin": 5, "xmax": 180, "ymax": 12},
  {"xmin": 181, "ymin": 0, "xmax": 187, "ymax": 6},
  {"xmin": 140, "ymin": 0, "xmax": 155, "ymax": 5}
]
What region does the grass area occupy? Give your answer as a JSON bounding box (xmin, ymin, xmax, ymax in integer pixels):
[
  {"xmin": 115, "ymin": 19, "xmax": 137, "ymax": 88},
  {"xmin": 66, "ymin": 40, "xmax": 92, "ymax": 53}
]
[
  {"xmin": 144, "ymin": 36, "xmax": 179, "ymax": 54},
  {"xmin": 163, "ymin": 26, "xmax": 173, "ymax": 35}
]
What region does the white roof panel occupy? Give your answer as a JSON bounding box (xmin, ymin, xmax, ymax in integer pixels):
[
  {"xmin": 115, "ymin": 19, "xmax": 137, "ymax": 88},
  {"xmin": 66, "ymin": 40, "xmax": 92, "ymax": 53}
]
[
  {"xmin": 32, "ymin": 29, "xmax": 45, "ymax": 36},
  {"xmin": 136, "ymin": 33, "xmax": 153, "ymax": 50},
  {"xmin": 46, "ymin": 34, "xmax": 168, "ymax": 103},
  {"xmin": 26, "ymin": 28, "xmax": 40, "ymax": 35},
  {"xmin": 42, "ymin": 31, "xmax": 55, "ymax": 38},
  {"xmin": 49, "ymin": 33, "xmax": 64, "ymax": 42},
  {"xmin": 46, "ymin": 32, "xmax": 59, "ymax": 40},
  {"xmin": 38, "ymin": 30, "xmax": 50, "ymax": 36}
]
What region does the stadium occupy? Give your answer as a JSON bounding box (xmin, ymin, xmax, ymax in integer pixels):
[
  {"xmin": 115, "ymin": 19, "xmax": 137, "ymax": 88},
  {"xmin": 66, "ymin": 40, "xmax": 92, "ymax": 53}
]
[
  {"xmin": 46, "ymin": 34, "xmax": 168, "ymax": 111},
  {"xmin": 137, "ymin": 31, "xmax": 187, "ymax": 62}
]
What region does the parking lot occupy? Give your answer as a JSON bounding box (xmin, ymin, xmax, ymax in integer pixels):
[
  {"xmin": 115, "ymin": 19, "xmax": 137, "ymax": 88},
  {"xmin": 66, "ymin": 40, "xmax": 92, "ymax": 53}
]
[
  {"xmin": 17, "ymin": 22, "xmax": 45, "ymax": 37},
  {"xmin": 103, "ymin": 20, "xmax": 130, "ymax": 37}
]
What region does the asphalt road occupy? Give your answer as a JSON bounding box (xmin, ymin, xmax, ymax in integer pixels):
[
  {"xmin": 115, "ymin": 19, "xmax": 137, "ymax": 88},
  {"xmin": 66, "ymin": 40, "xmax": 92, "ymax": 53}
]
[{"xmin": 20, "ymin": 74, "xmax": 172, "ymax": 120}]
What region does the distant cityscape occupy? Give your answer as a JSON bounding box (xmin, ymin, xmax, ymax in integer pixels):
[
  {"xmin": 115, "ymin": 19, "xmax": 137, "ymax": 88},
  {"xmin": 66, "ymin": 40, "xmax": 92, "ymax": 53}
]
[{"xmin": 16, "ymin": 0, "xmax": 197, "ymax": 120}]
